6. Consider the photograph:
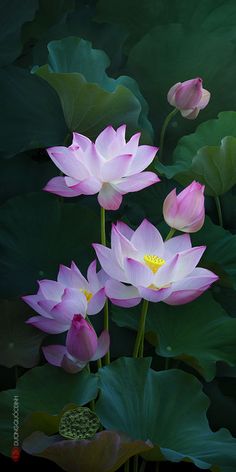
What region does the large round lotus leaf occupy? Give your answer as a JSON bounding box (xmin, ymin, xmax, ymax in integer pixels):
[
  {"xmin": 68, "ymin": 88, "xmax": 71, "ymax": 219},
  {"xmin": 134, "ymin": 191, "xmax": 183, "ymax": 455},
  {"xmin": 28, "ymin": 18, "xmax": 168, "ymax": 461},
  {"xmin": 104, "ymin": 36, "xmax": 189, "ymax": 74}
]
[
  {"xmin": 0, "ymin": 192, "xmax": 100, "ymax": 298},
  {"xmin": 33, "ymin": 36, "xmax": 153, "ymax": 141},
  {"xmin": 23, "ymin": 430, "xmax": 152, "ymax": 472},
  {"xmin": 156, "ymin": 113, "xmax": 236, "ymax": 195},
  {"xmin": 0, "ymin": 0, "xmax": 38, "ymax": 66},
  {"xmin": 127, "ymin": 23, "xmax": 236, "ymax": 155},
  {"xmin": 0, "ymin": 151, "xmax": 58, "ymax": 204},
  {"xmin": 0, "ymin": 364, "xmax": 98, "ymax": 456},
  {"xmin": 42, "ymin": 36, "xmax": 153, "ymax": 138},
  {"xmin": 36, "ymin": 66, "xmax": 143, "ymax": 140},
  {"xmin": 96, "ymin": 0, "xmax": 236, "ymax": 48},
  {"xmin": 0, "ymin": 299, "xmax": 46, "ymax": 368},
  {"xmin": 191, "ymin": 216, "xmax": 236, "ymax": 289},
  {"xmin": 96, "ymin": 357, "xmax": 236, "ymax": 468},
  {"xmin": 112, "ymin": 292, "xmax": 236, "ymax": 381},
  {"xmin": 0, "ymin": 67, "xmax": 68, "ymax": 158}
]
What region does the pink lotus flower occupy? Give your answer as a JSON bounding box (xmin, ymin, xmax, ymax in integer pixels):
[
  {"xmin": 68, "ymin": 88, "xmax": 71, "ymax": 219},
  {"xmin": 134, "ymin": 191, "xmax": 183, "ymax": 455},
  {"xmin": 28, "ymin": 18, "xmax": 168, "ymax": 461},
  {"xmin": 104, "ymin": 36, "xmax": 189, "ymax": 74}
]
[
  {"xmin": 43, "ymin": 315, "xmax": 110, "ymax": 373},
  {"xmin": 93, "ymin": 220, "xmax": 218, "ymax": 306},
  {"xmin": 44, "ymin": 125, "xmax": 160, "ymax": 210},
  {"xmin": 167, "ymin": 78, "xmax": 210, "ymax": 119},
  {"xmin": 22, "ymin": 260, "xmax": 108, "ymax": 333},
  {"xmin": 163, "ymin": 181, "xmax": 205, "ymax": 233}
]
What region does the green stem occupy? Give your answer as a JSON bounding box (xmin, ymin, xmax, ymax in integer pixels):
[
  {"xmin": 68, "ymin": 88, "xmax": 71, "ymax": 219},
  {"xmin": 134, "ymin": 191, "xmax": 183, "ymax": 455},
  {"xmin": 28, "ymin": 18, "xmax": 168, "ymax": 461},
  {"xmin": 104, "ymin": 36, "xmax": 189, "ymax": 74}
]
[
  {"xmin": 101, "ymin": 206, "xmax": 107, "ymax": 246},
  {"xmin": 133, "ymin": 456, "xmax": 139, "ymax": 472},
  {"xmin": 97, "ymin": 358, "xmax": 102, "ymax": 369},
  {"xmin": 165, "ymin": 227, "xmax": 176, "ymax": 241},
  {"xmin": 133, "ymin": 300, "xmax": 149, "ymax": 358},
  {"xmin": 124, "ymin": 460, "xmax": 130, "ymax": 472},
  {"xmin": 139, "ymin": 460, "xmax": 146, "ymax": 472},
  {"xmin": 159, "ymin": 108, "xmax": 178, "ymax": 162},
  {"xmin": 139, "ymin": 331, "xmax": 144, "ymax": 358},
  {"xmin": 87, "ymin": 364, "xmax": 95, "ymax": 410},
  {"xmin": 103, "ymin": 300, "xmax": 110, "ymax": 365},
  {"xmin": 215, "ymin": 196, "xmax": 223, "ymax": 227},
  {"xmin": 100, "ymin": 206, "xmax": 110, "ymax": 365}
]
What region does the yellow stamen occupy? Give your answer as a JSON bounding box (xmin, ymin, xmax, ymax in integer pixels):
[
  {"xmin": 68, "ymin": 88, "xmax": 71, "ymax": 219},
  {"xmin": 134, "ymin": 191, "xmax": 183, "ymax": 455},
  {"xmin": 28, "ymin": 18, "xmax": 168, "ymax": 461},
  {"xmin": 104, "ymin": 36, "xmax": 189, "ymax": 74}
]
[
  {"xmin": 143, "ymin": 254, "xmax": 166, "ymax": 273},
  {"xmin": 80, "ymin": 288, "xmax": 93, "ymax": 302}
]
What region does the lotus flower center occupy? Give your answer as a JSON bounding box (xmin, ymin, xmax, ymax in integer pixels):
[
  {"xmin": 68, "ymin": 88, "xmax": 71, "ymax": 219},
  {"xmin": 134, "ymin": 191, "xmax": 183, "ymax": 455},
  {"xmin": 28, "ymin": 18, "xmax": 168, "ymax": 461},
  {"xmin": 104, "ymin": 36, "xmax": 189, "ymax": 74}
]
[
  {"xmin": 143, "ymin": 254, "xmax": 166, "ymax": 273},
  {"xmin": 80, "ymin": 289, "xmax": 93, "ymax": 302}
]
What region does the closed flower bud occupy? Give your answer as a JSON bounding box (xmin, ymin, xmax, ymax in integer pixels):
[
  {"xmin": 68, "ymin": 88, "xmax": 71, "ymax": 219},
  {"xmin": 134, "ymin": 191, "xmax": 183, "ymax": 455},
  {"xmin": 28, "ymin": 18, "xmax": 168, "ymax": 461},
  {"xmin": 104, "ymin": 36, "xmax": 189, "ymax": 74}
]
[
  {"xmin": 66, "ymin": 315, "xmax": 98, "ymax": 362},
  {"xmin": 163, "ymin": 181, "xmax": 205, "ymax": 233},
  {"xmin": 167, "ymin": 78, "xmax": 210, "ymax": 119}
]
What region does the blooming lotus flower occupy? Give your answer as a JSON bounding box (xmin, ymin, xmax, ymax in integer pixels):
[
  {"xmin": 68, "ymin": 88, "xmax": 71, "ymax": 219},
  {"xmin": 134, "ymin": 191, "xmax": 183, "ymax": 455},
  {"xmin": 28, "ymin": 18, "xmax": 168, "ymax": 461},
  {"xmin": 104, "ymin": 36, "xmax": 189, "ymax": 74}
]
[
  {"xmin": 93, "ymin": 220, "xmax": 218, "ymax": 306},
  {"xmin": 43, "ymin": 315, "xmax": 110, "ymax": 373},
  {"xmin": 167, "ymin": 78, "xmax": 210, "ymax": 119},
  {"xmin": 44, "ymin": 125, "xmax": 160, "ymax": 210},
  {"xmin": 163, "ymin": 181, "xmax": 205, "ymax": 233},
  {"xmin": 22, "ymin": 260, "xmax": 108, "ymax": 333}
]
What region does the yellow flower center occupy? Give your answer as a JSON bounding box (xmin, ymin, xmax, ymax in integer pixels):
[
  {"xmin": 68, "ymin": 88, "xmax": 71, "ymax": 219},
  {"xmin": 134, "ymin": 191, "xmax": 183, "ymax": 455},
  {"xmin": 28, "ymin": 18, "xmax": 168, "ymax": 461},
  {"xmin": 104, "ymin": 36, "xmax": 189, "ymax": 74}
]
[
  {"xmin": 80, "ymin": 288, "xmax": 93, "ymax": 302},
  {"xmin": 143, "ymin": 254, "xmax": 166, "ymax": 273}
]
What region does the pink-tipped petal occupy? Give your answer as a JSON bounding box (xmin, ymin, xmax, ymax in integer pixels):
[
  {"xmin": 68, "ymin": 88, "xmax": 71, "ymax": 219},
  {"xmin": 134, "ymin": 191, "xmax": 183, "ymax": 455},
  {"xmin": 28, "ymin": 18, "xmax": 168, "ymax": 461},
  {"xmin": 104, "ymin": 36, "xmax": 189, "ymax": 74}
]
[
  {"xmin": 164, "ymin": 234, "xmax": 192, "ymax": 257},
  {"xmin": 71, "ymin": 132, "xmax": 91, "ymax": 151},
  {"xmin": 116, "ymin": 124, "xmax": 126, "ymax": 143},
  {"xmin": 131, "ymin": 219, "xmax": 164, "ymax": 256},
  {"xmin": 71, "ymin": 262, "xmax": 89, "ymax": 287},
  {"xmin": 155, "ymin": 246, "xmax": 206, "ymax": 286},
  {"xmin": 93, "ymin": 244, "xmax": 126, "ymax": 281},
  {"xmin": 112, "ymin": 172, "xmax": 160, "ymax": 195},
  {"xmin": 111, "ymin": 225, "xmax": 138, "ymax": 266},
  {"xmin": 115, "ymin": 221, "xmax": 134, "ymax": 240},
  {"xmin": 22, "ymin": 294, "xmax": 53, "ymax": 318},
  {"xmin": 87, "ymin": 261, "xmax": 108, "ymax": 293},
  {"xmin": 87, "ymin": 260, "xmax": 99, "ymax": 292},
  {"xmin": 38, "ymin": 280, "xmax": 64, "ymax": 302},
  {"xmin": 105, "ymin": 279, "xmax": 141, "ymax": 307},
  {"xmin": 167, "ymin": 82, "xmax": 181, "ymax": 106},
  {"xmin": 83, "ymin": 142, "xmax": 104, "ymax": 179},
  {"xmin": 47, "ymin": 147, "xmax": 89, "ymax": 180},
  {"xmin": 163, "ymin": 182, "xmax": 205, "ymax": 233},
  {"xmin": 61, "ymin": 355, "xmax": 85, "ymax": 373},
  {"xmin": 174, "ymin": 78, "xmax": 203, "ymax": 109},
  {"xmin": 91, "ymin": 330, "xmax": 110, "ymax": 361},
  {"xmin": 180, "ymin": 108, "xmax": 200, "ymax": 119},
  {"xmin": 87, "ymin": 287, "xmax": 106, "ymax": 315},
  {"xmin": 57, "ymin": 263, "xmax": 88, "ymax": 290},
  {"xmin": 65, "ymin": 176, "xmax": 102, "ymax": 195},
  {"xmin": 101, "ymin": 154, "xmax": 133, "ymax": 181},
  {"xmin": 37, "ymin": 299, "xmax": 58, "ymax": 313},
  {"xmin": 95, "ymin": 126, "xmax": 116, "ymax": 157},
  {"xmin": 66, "ymin": 315, "xmax": 97, "ymax": 361},
  {"xmin": 124, "ymin": 258, "xmax": 153, "ymax": 287},
  {"xmin": 122, "ymin": 132, "xmax": 140, "ymax": 154},
  {"xmin": 26, "ymin": 316, "xmax": 68, "ymax": 333},
  {"xmin": 96, "ymin": 268, "xmax": 110, "ymax": 287},
  {"xmin": 98, "ymin": 184, "xmax": 123, "ymax": 210},
  {"xmin": 198, "ymin": 89, "xmax": 211, "ymax": 110},
  {"xmin": 42, "ymin": 345, "xmax": 67, "ymax": 367},
  {"xmin": 163, "ymin": 189, "xmax": 178, "ymax": 223},
  {"xmin": 163, "ymin": 269, "xmax": 218, "ymax": 305},
  {"xmin": 44, "ymin": 176, "xmax": 82, "ymax": 197},
  {"xmin": 138, "ymin": 286, "xmax": 172, "ymax": 302},
  {"xmin": 51, "ymin": 288, "xmax": 87, "ymax": 318},
  {"xmin": 125, "ymin": 145, "xmax": 158, "ymax": 176}
]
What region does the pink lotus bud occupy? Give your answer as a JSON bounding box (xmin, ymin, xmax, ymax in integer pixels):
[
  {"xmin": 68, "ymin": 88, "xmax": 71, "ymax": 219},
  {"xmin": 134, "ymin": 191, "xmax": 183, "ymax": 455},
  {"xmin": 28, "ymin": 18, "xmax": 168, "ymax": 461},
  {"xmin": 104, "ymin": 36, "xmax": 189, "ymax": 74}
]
[
  {"xmin": 66, "ymin": 315, "xmax": 98, "ymax": 362},
  {"xmin": 163, "ymin": 181, "xmax": 205, "ymax": 233},
  {"xmin": 167, "ymin": 78, "xmax": 210, "ymax": 119}
]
